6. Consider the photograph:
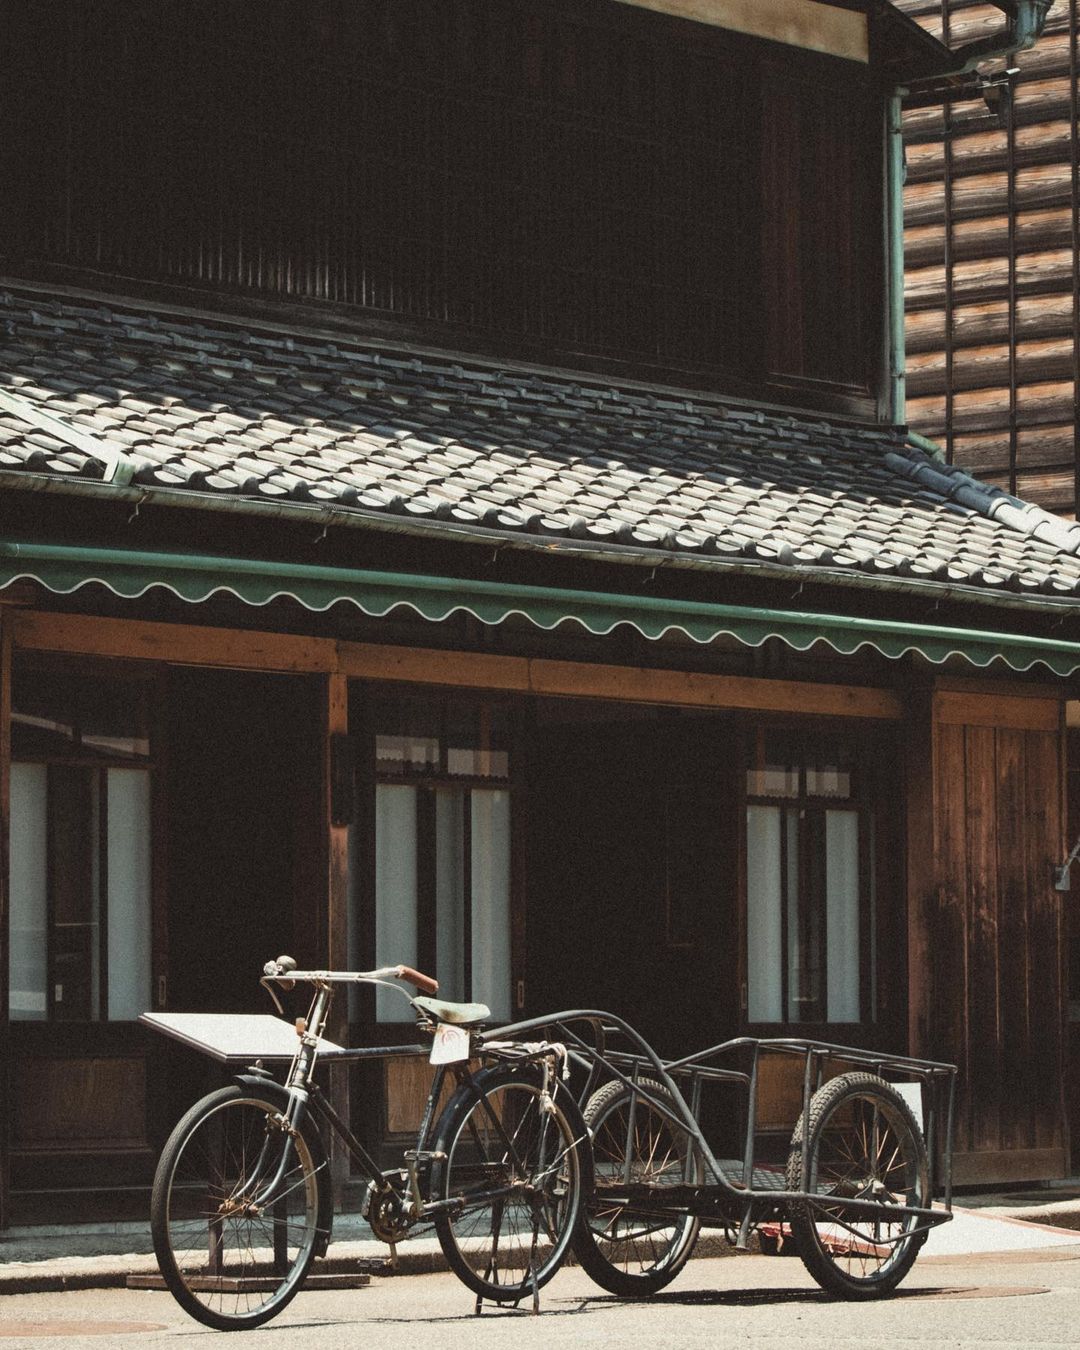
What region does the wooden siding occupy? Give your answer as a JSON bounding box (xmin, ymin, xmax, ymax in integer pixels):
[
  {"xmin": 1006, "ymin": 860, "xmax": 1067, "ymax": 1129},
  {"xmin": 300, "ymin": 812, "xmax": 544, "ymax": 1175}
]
[
  {"xmin": 898, "ymin": 0, "xmax": 1080, "ymax": 519},
  {"xmin": 1, "ymin": 0, "xmax": 884, "ymax": 414},
  {"xmin": 908, "ymin": 689, "xmax": 1068, "ymax": 1184}
]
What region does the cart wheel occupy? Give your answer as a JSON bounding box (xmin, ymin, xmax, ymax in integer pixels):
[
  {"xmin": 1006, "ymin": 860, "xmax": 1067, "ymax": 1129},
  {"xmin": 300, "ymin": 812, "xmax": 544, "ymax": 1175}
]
[
  {"xmin": 785, "ymin": 1072, "xmax": 929, "ymax": 1300},
  {"xmin": 574, "ymin": 1077, "xmax": 702, "ymax": 1296}
]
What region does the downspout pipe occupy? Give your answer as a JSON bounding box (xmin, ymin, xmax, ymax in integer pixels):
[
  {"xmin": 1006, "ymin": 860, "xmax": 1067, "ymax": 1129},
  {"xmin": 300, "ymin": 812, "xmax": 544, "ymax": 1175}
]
[
  {"xmin": 950, "ymin": 0, "xmax": 1052, "ymax": 74},
  {"xmin": 887, "ymin": 91, "xmax": 906, "ymax": 427}
]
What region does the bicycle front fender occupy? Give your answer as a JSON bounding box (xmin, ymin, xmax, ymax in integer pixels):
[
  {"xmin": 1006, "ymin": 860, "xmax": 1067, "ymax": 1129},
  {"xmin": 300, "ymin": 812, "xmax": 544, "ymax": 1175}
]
[{"xmin": 232, "ymin": 1071, "xmax": 335, "ymax": 1258}]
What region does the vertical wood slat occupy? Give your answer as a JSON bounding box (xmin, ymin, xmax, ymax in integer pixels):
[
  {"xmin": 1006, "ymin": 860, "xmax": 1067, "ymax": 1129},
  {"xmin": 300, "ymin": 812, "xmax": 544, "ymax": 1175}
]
[
  {"xmin": 906, "ymin": 688, "xmax": 936, "ymax": 1062},
  {"xmin": 0, "ymin": 617, "xmax": 11, "ymax": 1230},
  {"xmin": 964, "ymin": 725, "xmax": 1002, "ymax": 1153},
  {"xmin": 325, "ymin": 673, "xmax": 350, "ymax": 1202},
  {"xmin": 936, "ymin": 720, "xmax": 972, "ymax": 1152},
  {"xmin": 995, "ymin": 727, "xmax": 1034, "ymax": 1152},
  {"xmin": 1025, "ymin": 725, "xmax": 1067, "ymax": 1152}
]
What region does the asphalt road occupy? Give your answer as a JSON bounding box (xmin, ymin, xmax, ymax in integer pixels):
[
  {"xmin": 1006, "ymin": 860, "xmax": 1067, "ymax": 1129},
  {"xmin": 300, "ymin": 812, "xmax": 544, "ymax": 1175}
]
[{"xmin": 2, "ymin": 1249, "xmax": 1080, "ymax": 1349}]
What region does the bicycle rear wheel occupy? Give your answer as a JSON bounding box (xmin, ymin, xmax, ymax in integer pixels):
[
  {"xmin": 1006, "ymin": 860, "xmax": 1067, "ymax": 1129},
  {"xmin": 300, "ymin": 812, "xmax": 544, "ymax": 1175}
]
[
  {"xmin": 151, "ymin": 1085, "xmax": 326, "ymax": 1330},
  {"xmin": 431, "ymin": 1063, "xmax": 590, "ymax": 1303}
]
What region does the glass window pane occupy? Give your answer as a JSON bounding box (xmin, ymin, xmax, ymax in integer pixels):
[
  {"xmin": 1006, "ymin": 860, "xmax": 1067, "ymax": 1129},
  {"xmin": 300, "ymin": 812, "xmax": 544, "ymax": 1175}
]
[
  {"xmin": 746, "ymin": 731, "xmax": 797, "ymax": 798},
  {"xmin": 789, "ymin": 810, "xmax": 825, "ymax": 1022},
  {"xmin": 446, "ymin": 703, "xmax": 510, "ymax": 780},
  {"xmin": 435, "ymin": 788, "xmax": 466, "ymax": 1004},
  {"xmin": 470, "ymin": 789, "xmax": 511, "ymax": 1021},
  {"xmin": 106, "ymin": 769, "xmax": 152, "ymax": 1020},
  {"xmin": 376, "ymin": 732, "xmax": 440, "ymax": 776},
  {"xmin": 12, "ymin": 668, "xmax": 150, "ymax": 761},
  {"xmin": 375, "ymin": 785, "xmax": 418, "ymax": 1022},
  {"xmin": 80, "ymin": 682, "xmax": 151, "ymax": 760},
  {"xmin": 826, "ymin": 810, "xmax": 860, "ymax": 1022},
  {"xmin": 746, "ymin": 765, "xmax": 798, "ymax": 797},
  {"xmin": 50, "ymin": 765, "xmax": 100, "ymax": 1021},
  {"xmin": 12, "ymin": 670, "xmax": 80, "ymax": 759},
  {"xmin": 373, "ymin": 696, "xmax": 441, "ymax": 776},
  {"xmin": 746, "ymin": 805, "xmax": 782, "ymax": 1022},
  {"xmin": 805, "ymin": 765, "xmax": 852, "ymax": 799},
  {"xmin": 10, "ymin": 762, "xmax": 47, "ymax": 1020},
  {"xmin": 806, "ymin": 736, "xmax": 853, "ymax": 799}
]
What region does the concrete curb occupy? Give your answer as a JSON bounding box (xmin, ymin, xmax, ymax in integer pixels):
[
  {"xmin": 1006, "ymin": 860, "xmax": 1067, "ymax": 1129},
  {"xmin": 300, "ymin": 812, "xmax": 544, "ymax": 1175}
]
[{"xmin": 0, "ymin": 1229, "xmax": 752, "ymax": 1295}]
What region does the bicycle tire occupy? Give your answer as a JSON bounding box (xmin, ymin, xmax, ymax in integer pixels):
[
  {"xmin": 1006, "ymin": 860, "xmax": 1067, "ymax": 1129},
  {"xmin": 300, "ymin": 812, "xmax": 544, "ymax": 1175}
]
[
  {"xmin": 431, "ymin": 1062, "xmax": 590, "ymax": 1303},
  {"xmin": 151, "ymin": 1085, "xmax": 327, "ymax": 1330},
  {"xmin": 785, "ymin": 1072, "xmax": 929, "ymax": 1300},
  {"xmin": 574, "ymin": 1077, "xmax": 702, "ymax": 1296}
]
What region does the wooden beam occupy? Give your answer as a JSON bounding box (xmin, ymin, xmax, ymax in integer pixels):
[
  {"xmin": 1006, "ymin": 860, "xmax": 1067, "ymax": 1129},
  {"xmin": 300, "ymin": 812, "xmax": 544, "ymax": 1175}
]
[
  {"xmin": 12, "ymin": 611, "xmax": 336, "ymax": 673},
  {"xmin": 612, "ymin": 0, "xmax": 868, "ymax": 62},
  {"xmin": 13, "ymin": 610, "xmax": 905, "ymax": 720},
  {"xmin": 934, "ymin": 690, "xmax": 1062, "ymax": 732},
  {"xmin": 522, "ymin": 657, "xmax": 902, "ymax": 720}
]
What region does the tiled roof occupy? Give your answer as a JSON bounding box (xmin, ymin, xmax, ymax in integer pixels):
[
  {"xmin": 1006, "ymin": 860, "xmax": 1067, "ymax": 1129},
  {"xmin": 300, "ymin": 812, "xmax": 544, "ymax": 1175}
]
[{"xmin": 1, "ymin": 286, "xmax": 1080, "ymax": 600}]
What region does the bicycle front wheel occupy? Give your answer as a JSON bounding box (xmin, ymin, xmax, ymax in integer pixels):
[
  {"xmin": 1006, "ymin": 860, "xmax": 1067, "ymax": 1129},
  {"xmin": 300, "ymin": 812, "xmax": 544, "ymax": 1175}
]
[
  {"xmin": 151, "ymin": 1085, "xmax": 324, "ymax": 1330},
  {"xmin": 431, "ymin": 1063, "xmax": 590, "ymax": 1303}
]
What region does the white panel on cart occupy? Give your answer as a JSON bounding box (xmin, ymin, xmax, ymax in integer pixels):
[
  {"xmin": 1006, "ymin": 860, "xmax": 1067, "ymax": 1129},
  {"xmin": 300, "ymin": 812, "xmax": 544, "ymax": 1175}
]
[{"xmin": 140, "ymin": 1011, "xmax": 346, "ymax": 1062}]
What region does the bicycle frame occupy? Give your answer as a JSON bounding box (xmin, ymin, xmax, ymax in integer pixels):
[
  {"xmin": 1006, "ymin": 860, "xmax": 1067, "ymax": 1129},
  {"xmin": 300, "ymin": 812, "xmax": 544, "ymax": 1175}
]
[{"xmin": 255, "ymin": 972, "xmax": 565, "ymax": 1238}]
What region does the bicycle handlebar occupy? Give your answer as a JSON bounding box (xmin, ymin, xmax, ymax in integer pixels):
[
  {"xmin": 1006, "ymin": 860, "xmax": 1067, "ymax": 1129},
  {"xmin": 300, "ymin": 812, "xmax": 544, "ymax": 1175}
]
[{"xmin": 261, "ymin": 955, "xmax": 439, "ymax": 995}]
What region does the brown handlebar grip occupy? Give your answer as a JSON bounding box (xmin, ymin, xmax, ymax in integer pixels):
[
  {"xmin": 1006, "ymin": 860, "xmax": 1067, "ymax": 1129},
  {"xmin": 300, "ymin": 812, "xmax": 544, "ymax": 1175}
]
[{"xmin": 395, "ymin": 965, "xmax": 439, "ymax": 995}]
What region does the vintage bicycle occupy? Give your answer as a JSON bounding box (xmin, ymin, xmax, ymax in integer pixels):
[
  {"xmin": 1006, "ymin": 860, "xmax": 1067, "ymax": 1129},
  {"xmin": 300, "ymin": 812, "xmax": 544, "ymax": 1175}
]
[{"xmin": 144, "ymin": 957, "xmax": 591, "ymax": 1330}]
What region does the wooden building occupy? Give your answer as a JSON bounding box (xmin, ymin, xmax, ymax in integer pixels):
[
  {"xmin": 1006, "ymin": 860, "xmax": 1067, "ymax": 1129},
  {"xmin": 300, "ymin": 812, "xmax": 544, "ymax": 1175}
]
[{"xmin": 0, "ymin": 0, "xmax": 1079, "ymax": 1228}]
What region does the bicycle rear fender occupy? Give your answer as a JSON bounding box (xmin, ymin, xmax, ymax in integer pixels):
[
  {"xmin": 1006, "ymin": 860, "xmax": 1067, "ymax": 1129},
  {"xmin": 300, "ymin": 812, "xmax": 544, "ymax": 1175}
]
[{"xmin": 232, "ymin": 1071, "xmax": 335, "ymax": 1259}]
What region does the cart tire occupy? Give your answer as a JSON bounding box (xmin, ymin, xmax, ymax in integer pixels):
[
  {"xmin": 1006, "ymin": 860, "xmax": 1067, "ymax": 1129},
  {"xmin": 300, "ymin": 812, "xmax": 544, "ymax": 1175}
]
[
  {"xmin": 574, "ymin": 1077, "xmax": 702, "ymax": 1296},
  {"xmin": 151, "ymin": 1085, "xmax": 327, "ymax": 1331},
  {"xmin": 785, "ymin": 1072, "xmax": 929, "ymax": 1300},
  {"xmin": 431, "ymin": 1063, "xmax": 591, "ymax": 1303}
]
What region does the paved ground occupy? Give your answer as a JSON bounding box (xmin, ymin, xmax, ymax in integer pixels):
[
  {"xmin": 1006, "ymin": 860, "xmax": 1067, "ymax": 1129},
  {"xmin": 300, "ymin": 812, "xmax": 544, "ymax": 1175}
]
[
  {"xmin": 3, "ymin": 1248, "xmax": 1080, "ymax": 1348},
  {"xmin": 3, "ymin": 1200, "xmax": 1080, "ymax": 1294}
]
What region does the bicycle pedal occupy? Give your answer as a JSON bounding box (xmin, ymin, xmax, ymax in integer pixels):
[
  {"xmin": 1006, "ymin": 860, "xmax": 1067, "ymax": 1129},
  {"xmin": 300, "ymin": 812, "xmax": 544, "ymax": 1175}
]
[{"xmin": 403, "ymin": 1149, "xmax": 446, "ymax": 1163}]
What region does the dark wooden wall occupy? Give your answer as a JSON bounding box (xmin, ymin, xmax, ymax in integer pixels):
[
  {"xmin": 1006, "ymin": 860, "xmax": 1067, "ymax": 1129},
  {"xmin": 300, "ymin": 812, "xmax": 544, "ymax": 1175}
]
[
  {"xmin": 1, "ymin": 0, "xmax": 884, "ymax": 415},
  {"xmin": 898, "ymin": 0, "xmax": 1080, "ymax": 518},
  {"xmin": 908, "ymin": 689, "xmax": 1067, "ymax": 1183}
]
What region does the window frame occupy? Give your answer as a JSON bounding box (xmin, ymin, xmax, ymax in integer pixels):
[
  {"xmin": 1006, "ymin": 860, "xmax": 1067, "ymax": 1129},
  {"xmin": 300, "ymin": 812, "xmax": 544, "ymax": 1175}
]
[
  {"xmin": 352, "ymin": 686, "xmax": 519, "ymax": 1029},
  {"xmin": 8, "ymin": 656, "xmax": 162, "ymax": 1026},
  {"xmin": 741, "ymin": 724, "xmax": 885, "ymax": 1037}
]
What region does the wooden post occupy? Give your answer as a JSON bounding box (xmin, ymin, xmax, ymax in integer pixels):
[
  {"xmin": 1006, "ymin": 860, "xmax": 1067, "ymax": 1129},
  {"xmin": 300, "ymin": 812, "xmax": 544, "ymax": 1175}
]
[
  {"xmin": 0, "ymin": 616, "xmax": 11, "ymax": 1230},
  {"xmin": 324, "ymin": 673, "xmax": 350, "ymax": 1206},
  {"xmin": 904, "ymin": 685, "xmax": 936, "ymax": 1066}
]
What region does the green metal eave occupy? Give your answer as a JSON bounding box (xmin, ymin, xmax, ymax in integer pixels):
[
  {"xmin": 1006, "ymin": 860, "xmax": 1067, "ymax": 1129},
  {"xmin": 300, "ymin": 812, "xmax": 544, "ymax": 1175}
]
[{"xmin": 2, "ymin": 540, "xmax": 1079, "ymax": 677}]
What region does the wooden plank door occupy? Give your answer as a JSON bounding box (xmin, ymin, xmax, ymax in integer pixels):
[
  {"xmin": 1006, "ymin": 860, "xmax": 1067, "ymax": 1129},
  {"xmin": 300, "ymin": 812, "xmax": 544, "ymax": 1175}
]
[{"xmin": 908, "ymin": 689, "xmax": 1068, "ymax": 1185}]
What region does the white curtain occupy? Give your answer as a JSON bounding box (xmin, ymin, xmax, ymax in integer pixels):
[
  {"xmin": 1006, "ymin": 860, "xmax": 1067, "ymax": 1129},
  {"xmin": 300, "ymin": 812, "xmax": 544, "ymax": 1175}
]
[
  {"xmin": 375, "ymin": 785, "xmax": 418, "ymax": 1022},
  {"xmin": 826, "ymin": 810, "xmax": 860, "ymax": 1023},
  {"xmin": 471, "ymin": 789, "xmax": 511, "ymax": 1021},
  {"xmin": 106, "ymin": 769, "xmax": 152, "ymax": 1020},
  {"xmin": 745, "ymin": 805, "xmax": 781, "ymax": 1023},
  {"xmin": 435, "ymin": 788, "xmax": 466, "ymax": 1003},
  {"xmin": 10, "ymin": 763, "xmax": 47, "ymax": 1020}
]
